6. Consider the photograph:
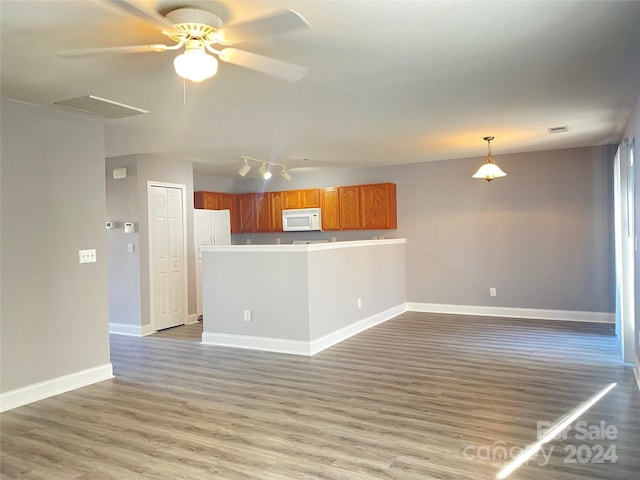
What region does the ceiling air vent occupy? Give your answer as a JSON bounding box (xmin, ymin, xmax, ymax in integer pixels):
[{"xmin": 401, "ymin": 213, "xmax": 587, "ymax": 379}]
[
  {"xmin": 548, "ymin": 126, "xmax": 568, "ymax": 134},
  {"xmin": 54, "ymin": 95, "xmax": 148, "ymax": 119}
]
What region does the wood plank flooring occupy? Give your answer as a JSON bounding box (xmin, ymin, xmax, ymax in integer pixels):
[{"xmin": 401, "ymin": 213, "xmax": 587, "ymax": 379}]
[{"xmin": 1, "ymin": 312, "xmax": 638, "ymax": 479}]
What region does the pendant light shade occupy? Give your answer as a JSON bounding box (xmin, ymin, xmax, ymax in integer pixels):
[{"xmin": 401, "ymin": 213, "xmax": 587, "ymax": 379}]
[
  {"xmin": 473, "ymin": 136, "xmax": 507, "ymax": 182},
  {"xmin": 174, "ymin": 44, "xmax": 218, "ymax": 82}
]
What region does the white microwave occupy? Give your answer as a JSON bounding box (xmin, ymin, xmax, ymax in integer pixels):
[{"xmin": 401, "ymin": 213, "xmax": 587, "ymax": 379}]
[{"xmin": 282, "ymin": 208, "xmax": 322, "ymax": 232}]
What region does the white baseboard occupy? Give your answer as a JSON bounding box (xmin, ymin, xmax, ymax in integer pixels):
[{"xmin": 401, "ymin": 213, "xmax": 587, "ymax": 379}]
[
  {"xmin": 186, "ymin": 314, "xmax": 200, "ymax": 325},
  {"xmin": 0, "ymin": 363, "xmax": 113, "ymax": 413},
  {"xmin": 407, "ymin": 303, "xmax": 615, "ymax": 324},
  {"xmin": 202, "ymin": 303, "xmax": 407, "ymax": 356},
  {"xmin": 109, "ymin": 323, "xmax": 153, "ymax": 336},
  {"xmin": 201, "ymin": 333, "xmax": 311, "ymax": 355},
  {"xmin": 310, "ymin": 304, "xmax": 407, "ymax": 355}
]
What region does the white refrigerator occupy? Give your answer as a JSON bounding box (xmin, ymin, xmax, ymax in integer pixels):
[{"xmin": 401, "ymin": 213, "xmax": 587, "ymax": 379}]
[{"xmin": 194, "ymin": 209, "xmax": 231, "ymax": 317}]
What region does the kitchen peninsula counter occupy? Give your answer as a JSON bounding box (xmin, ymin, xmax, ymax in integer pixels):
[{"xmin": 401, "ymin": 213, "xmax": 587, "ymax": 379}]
[{"xmin": 200, "ymin": 239, "xmax": 406, "ymax": 355}]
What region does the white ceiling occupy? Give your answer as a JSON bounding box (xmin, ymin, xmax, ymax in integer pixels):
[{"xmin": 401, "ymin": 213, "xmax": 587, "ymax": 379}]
[{"xmin": 2, "ymin": 0, "xmax": 639, "ymax": 178}]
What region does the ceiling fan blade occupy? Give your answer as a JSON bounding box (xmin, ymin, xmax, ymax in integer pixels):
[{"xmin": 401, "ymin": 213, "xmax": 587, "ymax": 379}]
[
  {"xmin": 57, "ymin": 44, "xmax": 171, "ymax": 57},
  {"xmin": 218, "ymin": 48, "xmax": 308, "ymax": 82},
  {"xmin": 105, "ymin": 0, "xmax": 181, "ymax": 36},
  {"xmin": 216, "ymin": 9, "xmax": 310, "ymax": 45}
]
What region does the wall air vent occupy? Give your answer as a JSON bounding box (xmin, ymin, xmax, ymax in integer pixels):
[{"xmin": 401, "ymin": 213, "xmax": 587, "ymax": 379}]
[
  {"xmin": 548, "ymin": 126, "xmax": 569, "ymax": 134},
  {"xmin": 54, "ymin": 95, "xmax": 148, "ymax": 119}
]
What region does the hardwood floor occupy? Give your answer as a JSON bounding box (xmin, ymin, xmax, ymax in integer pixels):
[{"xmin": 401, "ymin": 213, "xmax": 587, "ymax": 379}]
[{"xmin": 1, "ymin": 312, "xmax": 638, "ymax": 479}]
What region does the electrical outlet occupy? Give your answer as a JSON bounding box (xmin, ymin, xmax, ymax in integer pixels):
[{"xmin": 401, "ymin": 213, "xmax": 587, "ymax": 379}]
[
  {"xmin": 357, "ymin": 298, "xmax": 362, "ymax": 309},
  {"xmin": 490, "ymin": 287, "xmax": 497, "ymax": 297},
  {"xmin": 243, "ymin": 310, "xmax": 252, "ymax": 322}
]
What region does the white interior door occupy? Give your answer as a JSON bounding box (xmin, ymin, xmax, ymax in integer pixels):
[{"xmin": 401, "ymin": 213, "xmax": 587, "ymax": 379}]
[{"xmin": 150, "ymin": 185, "xmax": 186, "ymax": 331}]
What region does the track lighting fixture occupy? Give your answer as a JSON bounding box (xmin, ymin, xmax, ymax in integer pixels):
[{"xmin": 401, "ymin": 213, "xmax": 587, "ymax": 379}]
[
  {"xmin": 259, "ymin": 163, "xmax": 272, "ymax": 180},
  {"xmin": 472, "ymin": 136, "xmax": 507, "ymax": 182},
  {"xmin": 281, "ymin": 167, "xmax": 292, "ymax": 182},
  {"xmin": 238, "ymin": 158, "xmax": 252, "ymax": 177},
  {"xmin": 237, "ymin": 157, "xmax": 292, "ymax": 181}
]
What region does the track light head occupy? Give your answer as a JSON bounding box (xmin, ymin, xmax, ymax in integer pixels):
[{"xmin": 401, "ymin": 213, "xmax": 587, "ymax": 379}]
[
  {"xmin": 259, "ymin": 163, "xmax": 272, "ymax": 180},
  {"xmin": 281, "ymin": 167, "xmax": 292, "ymax": 182},
  {"xmin": 238, "ymin": 159, "xmax": 252, "ymax": 177}
]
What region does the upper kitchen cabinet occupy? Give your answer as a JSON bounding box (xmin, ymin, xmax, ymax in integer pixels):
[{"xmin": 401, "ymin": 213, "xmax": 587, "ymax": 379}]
[
  {"xmin": 320, "ymin": 188, "xmax": 340, "ymax": 231},
  {"xmin": 255, "ymin": 193, "xmax": 272, "ymax": 232},
  {"xmin": 195, "ymin": 183, "xmax": 396, "ymax": 233},
  {"xmin": 270, "ymin": 192, "xmax": 285, "ymax": 232},
  {"xmin": 237, "ymin": 193, "xmax": 272, "ymax": 233},
  {"xmin": 194, "ymin": 191, "xmax": 220, "ymax": 209},
  {"xmin": 236, "ymin": 193, "xmax": 257, "ymax": 233},
  {"xmin": 338, "ymin": 185, "xmax": 361, "ymax": 230},
  {"xmin": 284, "ymin": 189, "xmax": 321, "ymax": 209},
  {"xmin": 360, "ymin": 183, "xmax": 397, "ymax": 229},
  {"xmin": 218, "ymin": 193, "xmax": 237, "ymax": 233},
  {"xmin": 339, "ymin": 183, "xmax": 397, "ymax": 230}
]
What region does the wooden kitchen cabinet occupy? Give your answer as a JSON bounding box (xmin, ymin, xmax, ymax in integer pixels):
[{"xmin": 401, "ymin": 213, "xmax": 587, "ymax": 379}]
[
  {"xmin": 255, "ymin": 193, "xmax": 271, "ymax": 232},
  {"xmin": 270, "ymin": 192, "xmax": 285, "ymax": 232},
  {"xmin": 283, "ymin": 189, "xmax": 320, "ymax": 209},
  {"xmin": 338, "ymin": 185, "xmax": 361, "ymax": 230},
  {"xmin": 218, "ymin": 193, "xmax": 237, "ymax": 233},
  {"xmin": 338, "ymin": 183, "xmax": 397, "ymax": 230},
  {"xmin": 237, "ymin": 193, "xmax": 271, "ymax": 233},
  {"xmin": 360, "ymin": 183, "xmax": 397, "ymax": 229},
  {"xmin": 195, "ymin": 183, "xmax": 396, "ymax": 233},
  {"xmin": 302, "ymin": 189, "xmax": 320, "ymax": 208},
  {"xmin": 320, "ymin": 188, "xmax": 340, "ymax": 230},
  {"xmin": 237, "ymin": 193, "xmax": 256, "ymax": 233},
  {"xmin": 194, "ymin": 191, "xmax": 220, "ymax": 209},
  {"xmin": 284, "ymin": 190, "xmax": 303, "ymax": 209}
]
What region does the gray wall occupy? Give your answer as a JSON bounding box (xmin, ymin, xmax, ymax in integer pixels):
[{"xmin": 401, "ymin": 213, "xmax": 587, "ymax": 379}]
[
  {"xmin": 1, "ymin": 98, "xmax": 110, "ymax": 392},
  {"xmin": 202, "ymin": 145, "xmax": 615, "ymax": 314},
  {"xmin": 106, "ymin": 156, "xmax": 141, "ymax": 326},
  {"xmin": 201, "ymin": 241, "xmax": 406, "ymax": 343},
  {"xmin": 106, "ymin": 154, "xmax": 196, "ymax": 329},
  {"xmin": 203, "ymin": 251, "xmax": 311, "ymax": 340},
  {"xmin": 308, "ymin": 242, "xmax": 406, "ymax": 339},
  {"xmin": 193, "ymin": 172, "xmax": 234, "ymax": 193}
]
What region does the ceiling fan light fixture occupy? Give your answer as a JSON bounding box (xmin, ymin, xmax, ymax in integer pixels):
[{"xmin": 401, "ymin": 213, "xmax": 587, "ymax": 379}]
[
  {"xmin": 472, "ymin": 136, "xmax": 507, "ymax": 182},
  {"xmin": 173, "ymin": 46, "xmax": 218, "ymax": 82}
]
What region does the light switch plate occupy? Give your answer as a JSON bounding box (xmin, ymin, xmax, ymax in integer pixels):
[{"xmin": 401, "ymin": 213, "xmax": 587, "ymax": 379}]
[{"xmin": 79, "ymin": 249, "xmax": 96, "ymax": 263}]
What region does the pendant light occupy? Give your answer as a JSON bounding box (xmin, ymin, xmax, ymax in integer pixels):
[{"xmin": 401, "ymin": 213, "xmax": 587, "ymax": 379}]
[{"xmin": 472, "ymin": 136, "xmax": 507, "ymax": 182}]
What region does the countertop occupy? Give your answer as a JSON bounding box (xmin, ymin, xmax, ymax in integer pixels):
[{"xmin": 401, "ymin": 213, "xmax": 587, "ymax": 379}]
[{"xmin": 200, "ymin": 238, "xmax": 406, "ymax": 253}]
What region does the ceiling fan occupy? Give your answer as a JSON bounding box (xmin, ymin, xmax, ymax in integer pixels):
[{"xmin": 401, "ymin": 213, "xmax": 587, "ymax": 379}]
[{"xmin": 57, "ymin": 0, "xmax": 311, "ymax": 82}]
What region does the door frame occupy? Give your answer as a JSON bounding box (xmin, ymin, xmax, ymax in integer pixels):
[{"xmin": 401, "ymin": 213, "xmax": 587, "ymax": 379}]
[
  {"xmin": 613, "ymin": 140, "xmax": 635, "ymax": 365},
  {"xmin": 147, "ymin": 181, "xmax": 189, "ymax": 332}
]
